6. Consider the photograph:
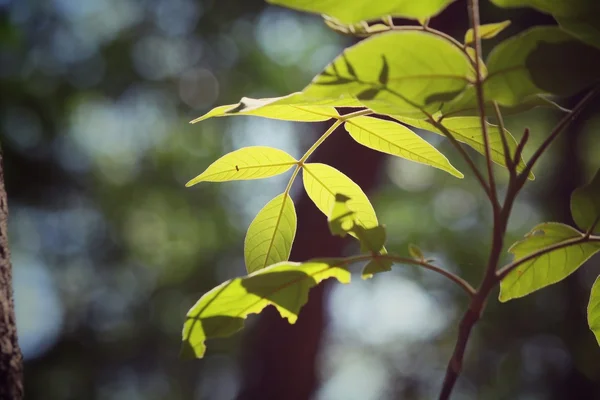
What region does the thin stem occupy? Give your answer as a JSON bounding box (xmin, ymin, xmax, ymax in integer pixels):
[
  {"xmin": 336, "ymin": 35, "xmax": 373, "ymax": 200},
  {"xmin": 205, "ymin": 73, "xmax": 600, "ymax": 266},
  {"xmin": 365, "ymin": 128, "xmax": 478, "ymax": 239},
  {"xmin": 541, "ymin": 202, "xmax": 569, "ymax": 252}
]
[
  {"xmin": 380, "ymin": 255, "xmax": 476, "ymax": 296},
  {"xmin": 468, "ymin": 0, "xmax": 499, "ymax": 212},
  {"xmin": 518, "ymin": 87, "xmax": 600, "ymax": 186},
  {"xmin": 492, "ymin": 101, "xmax": 515, "ymax": 177},
  {"xmin": 512, "ymin": 128, "xmax": 529, "ymax": 169}
]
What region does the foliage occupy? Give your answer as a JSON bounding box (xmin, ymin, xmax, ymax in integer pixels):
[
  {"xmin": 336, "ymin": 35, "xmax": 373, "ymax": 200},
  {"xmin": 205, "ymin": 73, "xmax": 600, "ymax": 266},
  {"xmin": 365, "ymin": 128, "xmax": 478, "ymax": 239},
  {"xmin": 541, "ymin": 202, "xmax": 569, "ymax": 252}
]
[{"xmin": 183, "ymin": 0, "xmax": 600, "ymax": 398}]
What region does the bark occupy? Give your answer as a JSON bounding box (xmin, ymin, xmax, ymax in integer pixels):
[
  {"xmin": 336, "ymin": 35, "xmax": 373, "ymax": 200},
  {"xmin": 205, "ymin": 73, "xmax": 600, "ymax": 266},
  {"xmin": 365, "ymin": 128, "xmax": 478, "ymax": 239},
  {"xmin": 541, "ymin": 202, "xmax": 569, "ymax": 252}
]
[{"xmin": 0, "ymin": 150, "xmax": 23, "ymax": 399}]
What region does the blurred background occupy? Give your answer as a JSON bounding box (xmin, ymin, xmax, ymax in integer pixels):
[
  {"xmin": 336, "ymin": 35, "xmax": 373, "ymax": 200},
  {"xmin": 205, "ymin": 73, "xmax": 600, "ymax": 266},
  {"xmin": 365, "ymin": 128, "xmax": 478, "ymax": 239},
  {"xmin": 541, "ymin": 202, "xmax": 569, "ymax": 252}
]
[{"xmin": 1, "ymin": 0, "xmax": 600, "ymax": 399}]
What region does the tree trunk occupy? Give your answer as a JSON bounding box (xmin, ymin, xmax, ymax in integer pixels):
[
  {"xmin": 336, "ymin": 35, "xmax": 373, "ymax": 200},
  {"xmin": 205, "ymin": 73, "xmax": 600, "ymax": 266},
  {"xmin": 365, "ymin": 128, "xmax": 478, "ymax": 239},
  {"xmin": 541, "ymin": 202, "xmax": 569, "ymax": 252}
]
[{"xmin": 0, "ymin": 150, "xmax": 23, "ymax": 400}]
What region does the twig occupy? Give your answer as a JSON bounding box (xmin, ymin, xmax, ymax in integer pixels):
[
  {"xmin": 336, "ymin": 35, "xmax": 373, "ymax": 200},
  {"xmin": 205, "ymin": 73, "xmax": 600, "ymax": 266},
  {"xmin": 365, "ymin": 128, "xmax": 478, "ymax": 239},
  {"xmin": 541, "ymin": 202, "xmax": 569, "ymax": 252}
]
[{"xmin": 492, "ymin": 101, "xmax": 515, "ymax": 177}]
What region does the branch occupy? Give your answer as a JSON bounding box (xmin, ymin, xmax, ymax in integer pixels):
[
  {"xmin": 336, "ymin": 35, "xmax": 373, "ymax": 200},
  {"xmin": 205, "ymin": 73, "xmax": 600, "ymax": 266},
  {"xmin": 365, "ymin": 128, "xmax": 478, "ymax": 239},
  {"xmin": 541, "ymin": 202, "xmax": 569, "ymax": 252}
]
[
  {"xmin": 381, "ymin": 255, "xmax": 476, "ymax": 296},
  {"xmin": 518, "ymin": 87, "xmax": 600, "ymax": 185},
  {"xmin": 492, "ymin": 101, "xmax": 515, "ymax": 178}
]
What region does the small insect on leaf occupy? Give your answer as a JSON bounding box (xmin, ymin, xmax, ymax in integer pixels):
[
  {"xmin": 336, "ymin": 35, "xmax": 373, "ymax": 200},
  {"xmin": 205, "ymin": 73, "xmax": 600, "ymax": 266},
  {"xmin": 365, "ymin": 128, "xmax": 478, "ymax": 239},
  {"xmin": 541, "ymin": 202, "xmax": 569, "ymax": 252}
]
[{"xmin": 235, "ymin": 165, "xmax": 240, "ymax": 172}]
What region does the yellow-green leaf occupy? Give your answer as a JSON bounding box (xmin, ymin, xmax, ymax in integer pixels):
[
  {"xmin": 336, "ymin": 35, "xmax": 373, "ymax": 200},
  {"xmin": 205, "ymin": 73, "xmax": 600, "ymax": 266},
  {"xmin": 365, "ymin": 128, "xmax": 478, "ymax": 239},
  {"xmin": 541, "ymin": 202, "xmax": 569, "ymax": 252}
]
[
  {"xmin": 344, "ymin": 116, "xmax": 463, "ymax": 178},
  {"xmin": 186, "ymin": 146, "xmax": 297, "ymax": 186},
  {"xmin": 302, "ymin": 31, "xmax": 473, "ymax": 118},
  {"xmin": 588, "ymin": 276, "xmax": 600, "ymax": 346},
  {"xmin": 303, "ymin": 163, "xmax": 378, "ymax": 231},
  {"xmin": 244, "ymin": 193, "xmax": 297, "ymax": 273},
  {"xmin": 181, "ymin": 259, "xmax": 351, "ymax": 358},
  {"xmin": 190, "ymin": 92, "xmax": 341, "ymax": 123},
  {"xmin": 267, "ymin": 0, "xmax": 455, "ymax": 24},
  {"xmin": 464, "ymin": 20, "xmax": 511, "ymax": 45},
  {"xmin": 499, "ymin": 223, "xmax": 600, "ymax": 302},
  {"xmin": 393, "ymin": 115, "xmax": 528, "ymax": 176}
]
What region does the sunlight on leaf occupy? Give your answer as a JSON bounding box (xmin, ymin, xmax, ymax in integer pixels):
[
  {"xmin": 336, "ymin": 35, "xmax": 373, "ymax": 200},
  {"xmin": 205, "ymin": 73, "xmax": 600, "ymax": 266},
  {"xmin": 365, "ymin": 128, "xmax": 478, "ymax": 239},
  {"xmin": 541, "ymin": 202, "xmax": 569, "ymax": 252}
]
[
  {"xmin": 486, "ymin": 26, "xmax": 600, "ymax": 106},
  {"xmin": 267, "ymin": 0, "xmax": 455, "ymax": 24},
  {"xmin": 303, "ymin": 163, "xmax": 379, "ymax": 233},
  {"xmin": 587, "ymin": 276, "xmax": 600, "ymax": 346},
  {"xmin": 181, "ymin": 259, "xmax": 351, "ymax": 358},
  {"xmin": 344, "ymin": 116, "xmax": 463, "ymax": 178},
  {"xmin": 499, "ymin": 223, "xmax": 600, "ymax": 302},
  {"xmin": 464, "ymin": 20, "xmax": 511, "ymax": 45},
  {"xmin": 571, "ymin": 169, "xmax": 600, "ymax": 234},
  {"xmin": 190, "ymin": 92, "xmax": 341, "ymax": 123},
  {"xmin": 302, "ymin": 31, "xmax": 473, "ymax": 117},
  {"xmin": 392, "ymin": 115, "xmax": 528, "ymax": 176},
  {"xmin": 244, "ymin": 193, "xmax": 297, "ymax": 273},
  {"xmin": 186, "ymin": 146, "xmax": 297, "ymax": 186}
]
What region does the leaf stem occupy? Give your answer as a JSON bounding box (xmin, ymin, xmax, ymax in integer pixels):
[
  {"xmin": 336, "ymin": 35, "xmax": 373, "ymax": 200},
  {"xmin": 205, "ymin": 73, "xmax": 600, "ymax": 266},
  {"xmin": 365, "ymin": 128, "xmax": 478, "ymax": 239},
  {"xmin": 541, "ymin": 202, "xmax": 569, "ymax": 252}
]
[
  {"xmin": 380, "ymin": 255, "xmax": 476, "ymax": 296},
  {"xmin": 492, "ymin": 101, "xmax": 515, "ymax": 178}
]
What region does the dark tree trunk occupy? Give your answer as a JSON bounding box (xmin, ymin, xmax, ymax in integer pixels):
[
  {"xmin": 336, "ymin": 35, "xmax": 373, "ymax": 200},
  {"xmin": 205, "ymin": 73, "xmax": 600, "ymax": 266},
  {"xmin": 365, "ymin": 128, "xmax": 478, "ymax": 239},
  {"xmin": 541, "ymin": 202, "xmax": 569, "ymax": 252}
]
[
  {"xmin": 237, "ymin": 120, "xmax": 385, "ymax": 400},
  {"xmin": 0, "ymin": 150, "xmax": 23, "ymax": 399}
]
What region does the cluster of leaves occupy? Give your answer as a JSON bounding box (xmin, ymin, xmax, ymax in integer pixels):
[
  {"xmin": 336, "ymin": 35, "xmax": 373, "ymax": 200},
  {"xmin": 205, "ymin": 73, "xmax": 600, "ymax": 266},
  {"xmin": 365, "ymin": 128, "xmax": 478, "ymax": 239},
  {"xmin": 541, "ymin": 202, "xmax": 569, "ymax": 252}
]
[{"xmin": 181, "ymin": 0, "xmax": 600, "ymax": 363}]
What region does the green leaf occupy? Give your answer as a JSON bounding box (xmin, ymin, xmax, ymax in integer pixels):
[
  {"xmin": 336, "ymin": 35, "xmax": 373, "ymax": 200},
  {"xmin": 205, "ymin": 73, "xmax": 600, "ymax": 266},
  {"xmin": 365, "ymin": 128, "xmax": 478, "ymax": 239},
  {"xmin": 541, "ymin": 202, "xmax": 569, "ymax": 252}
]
[
  {"xmin": 190, "ymin": 92, "xmax": 341, "ymax": 123},
  {"xmin": 486, "ymin": 26, "xmax": 600, "ymax": 107},
  {"xmin": 186, "ymin": 146, "xmax": 297, "ymax": 186},
  {"xmin": 181, "ymin": 259, "xmax": 351, "ymax": 358},
  {"xmin": 571, "ymin": 169, "xmax": 600, "ymax": 234},
  {"xmin": 441, "ymin": 86, "xmax": 568, "ymax": 118},
  {"xmin": 490, "ymin": 1, "xmax": 600, "ymax": 49},
  {"xmin": 244, "ymin": 193, "xmax": 297, "ymax": 274},
  {"xmin": 362, "ymin": 258, "xmax": 393, "ymax": 279},
  {"xmin": 499, "ymin": 223, "xmax": 600, "ymax": 302},
  {"xmin": 328, "ymin": 193, "xmax": 356, "ymax": 237},
  {"xmin": 302, "ymin": 31, "xmax": 473, "ymax": 117},
  {"xmin": 408, "ymin": 243, "xmax": 425, "ymax": 261},
  {"xmin": 392, "ymin": 115, "xmax": 528, "ymax": 175},
  {"xmin": 267, "ymin": 0, "xmax": 455, "ymax": 24},
  {"xmin": 588, "ymin": 276, "xmax": 600, "ymax": 346},
  {"xmin": 303, "ymin": 163, "xmax": 379, "ymax": 231},
  {"xmin": 464, "ymin": 20, "xmax": 511, "ymax": 45},
  {"xmin": 344, "ymin": 116, "xmax": 463, "ymax": 178}
]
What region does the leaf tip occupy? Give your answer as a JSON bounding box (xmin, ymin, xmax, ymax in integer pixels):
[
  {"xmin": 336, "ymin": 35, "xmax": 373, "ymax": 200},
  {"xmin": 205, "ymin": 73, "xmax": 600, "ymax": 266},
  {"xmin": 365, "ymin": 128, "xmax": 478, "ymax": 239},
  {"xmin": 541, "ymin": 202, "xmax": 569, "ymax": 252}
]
[{"xmin": 180, "ymin": 339, "xmax": 204, "ymax": 359}]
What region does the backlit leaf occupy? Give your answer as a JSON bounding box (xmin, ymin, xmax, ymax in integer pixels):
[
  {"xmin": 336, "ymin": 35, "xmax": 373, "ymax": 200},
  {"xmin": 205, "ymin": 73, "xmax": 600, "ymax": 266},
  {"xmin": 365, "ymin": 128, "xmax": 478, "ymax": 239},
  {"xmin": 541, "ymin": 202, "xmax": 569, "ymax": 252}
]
[
  {"xmin": 244, "ymin": 193, "xmax": 297, "ymax": 273},
  {"xmin": 486, "ymin": 26, "xmax": 600, "ymax": 106},
  {"xmin": 181, "ymin": 259, "xmax": 351, "ymax": 358},
  {"xmin": 587, "ymin": 276, "xmax": 600, "ymax": 346},
  {"xmin": 464, "ymin": 20, "xmax": 511, "ymax": 45},
  {"xmin": 392, "ymin": 115, "xmax": 528, "ymax": 175},
  {"xmin": 302, "ymin": 31, "xmax": 473, "ymax": 117},
  {"xmin": 344, "ymin": 116, "xmax": 463, "ymax": 178},
  {"xmin": 499, "ymin": 223, "xmax": 600, "ymax": 302},
  {"xmin": 303, "ymin": 163, "xmax": 378, "ymax": 231},
  {"xmin": 571, "ymin": 169, "xmax": 600, "ymax": 234},
  {"xmin": 190, "ymin": 92, "xmax": 341, "ymax": 123},
  {"xmin": 267, "ymin": 0, "xmax": 455, "ymax": 24},
  {"xmin": 186, "ymin": 146, "xmax": 297, "ymax": 186},
  {"xmin": 408, "ymin": 244, "xmax": 425, "ymax": 261}
]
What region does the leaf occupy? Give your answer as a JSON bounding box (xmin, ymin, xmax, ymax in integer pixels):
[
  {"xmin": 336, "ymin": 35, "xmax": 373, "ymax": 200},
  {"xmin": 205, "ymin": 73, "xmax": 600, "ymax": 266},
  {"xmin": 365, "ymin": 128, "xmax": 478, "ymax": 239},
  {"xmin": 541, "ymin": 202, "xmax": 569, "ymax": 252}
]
[
  {"xmin": 244, "ymin": 193, "xmax": 297, "ymax": 274},
  {"xmin": 556, "ymin": 14, "xmax": 600, "ymax": 50},
  {"xmin": 588, "ymin": 276, "xmax": 600, "ymax": 346},
  {"xmin": 302, "ymin": 31, "xmax": 473, "ymax": 117},
  {"xmin": 186, "ymin": 146, "xmax": 297, "ymax": 186},
  {"xmin": 499, "ymin": 223, "xmax": 600, "ymax": 302},
  {"xmin": 486, "ymin": 26, "xmax": 600, "ymax": 107},
  {"xmin": 392, "ymin": 115, "xmax": 528, "ymax": 176},
  {"xmin": 190, "ymin": 92, "xmax": 340, "ymax": 123},
  {"xmin": 571, "ymin": 169, "xmax": 600, "ymax": 234},
  {"xmin": 267, "ymin": 0, "xmax": 456, "ymax": 24},
  {"xmin": 408, "ymin": 243, "xmax": 425, "ymax": 261},
  {"xmin": 490, "ymin": 1, "xmax": 600, "ymax": 49},
  {"xmin": 464, "ymin": 20, "xmax": 511, "ymax": 45},
  {"xmin": 362, "ymin": 258, "xmax": 393, "ymax": 279},
  {"xmin": 328, "ymin": 193, "xmax": 356, "ymax": 237},
  {"xmin": 181, "ymin": 259, "xmax": 351, "ymax": 358},
  {"xmin": 303, "ymin": 163, "xmax": 379, "ymax": 232},
  {"xmin": 343, "ymin": 116, "xmax": 463, "ymax": 178},
  {"xmin": 441, "ymin": 86, "xmax": 568, "ymax": 118}
]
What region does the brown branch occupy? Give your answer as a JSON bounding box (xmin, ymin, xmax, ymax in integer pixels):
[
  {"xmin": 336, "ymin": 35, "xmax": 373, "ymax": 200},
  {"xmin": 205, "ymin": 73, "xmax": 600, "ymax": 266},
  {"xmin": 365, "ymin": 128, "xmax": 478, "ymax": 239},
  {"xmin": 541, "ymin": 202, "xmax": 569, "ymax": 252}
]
[{"xmin": 0, "ymin": 149, "xmax": 24, "ymax": 399}]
